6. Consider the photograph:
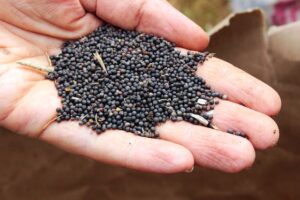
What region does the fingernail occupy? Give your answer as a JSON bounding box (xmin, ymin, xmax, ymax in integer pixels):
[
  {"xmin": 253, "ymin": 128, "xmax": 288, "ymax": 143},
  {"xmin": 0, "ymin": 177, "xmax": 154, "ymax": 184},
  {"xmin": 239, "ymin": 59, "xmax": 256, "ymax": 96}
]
[{"xmin": 185, "ymin": 166, "xmax": 194, "ymax": 173}]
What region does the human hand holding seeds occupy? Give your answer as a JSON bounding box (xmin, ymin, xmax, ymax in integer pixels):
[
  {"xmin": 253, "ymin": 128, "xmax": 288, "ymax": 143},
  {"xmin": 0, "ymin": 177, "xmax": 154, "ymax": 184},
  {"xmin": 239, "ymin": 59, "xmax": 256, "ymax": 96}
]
[{"xmin": 0, "ymin": 0, "xmax": 281, "ymax": 173}]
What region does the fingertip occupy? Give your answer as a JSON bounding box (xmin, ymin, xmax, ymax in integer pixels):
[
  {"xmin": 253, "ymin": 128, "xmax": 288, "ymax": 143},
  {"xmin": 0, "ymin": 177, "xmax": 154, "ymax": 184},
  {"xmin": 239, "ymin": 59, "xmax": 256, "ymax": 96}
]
[
  {"xmin": 183, "ymin": 25, "xmax": 210, "ymax": 51},
  {"xmin": 253, "ymin": 116, "xmax": 280, "ymax": 150},
  {"xmin": 161, "ymin": 143, "xmax": 194, "ymax": 173},
  {"xmin": 167, "ymin": 11, "xmax": 210, "ymax": 51},
  {"xmin": 198, "ymin": 29, "xmax": 210, "ymax": 50},
  {"xmin": 225, "ymin": 138, "xmax": 255, "ymax": 173},
  {"xmin": 260, "ymin": 88, "xmax": 282, "ymax": 116}
]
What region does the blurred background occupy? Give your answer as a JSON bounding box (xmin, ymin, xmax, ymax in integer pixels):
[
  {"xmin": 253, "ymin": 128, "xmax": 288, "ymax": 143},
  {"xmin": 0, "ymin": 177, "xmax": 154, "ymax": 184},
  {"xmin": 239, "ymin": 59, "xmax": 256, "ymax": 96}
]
[
  {"xmin": 168, "ymin": 0, "xmax": 230, "ymax": 30},
  {"xmin": 169, "ymin": 0, "xmax": 300, "ymax": 28}
]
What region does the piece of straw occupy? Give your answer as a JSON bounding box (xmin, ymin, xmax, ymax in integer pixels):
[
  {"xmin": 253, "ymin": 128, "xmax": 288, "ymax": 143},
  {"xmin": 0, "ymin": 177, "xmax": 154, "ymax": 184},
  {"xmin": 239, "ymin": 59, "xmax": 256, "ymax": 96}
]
[{"xmin": 94, "ymin": 51, "xmax": 108, "ymax": 74}]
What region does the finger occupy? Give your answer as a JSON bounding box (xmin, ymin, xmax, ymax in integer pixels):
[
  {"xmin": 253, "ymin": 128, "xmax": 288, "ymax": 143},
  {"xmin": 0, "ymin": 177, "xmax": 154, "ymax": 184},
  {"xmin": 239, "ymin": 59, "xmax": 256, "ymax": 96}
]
[
  {"xmin": 213, "ymin": 100, "xmax": 279, "ymax": 150},
  {"xmin": 197, "ymin": 57, "xmax": 281, "ymax": 116},
  {"xmin": 0, "ymin": 77, "xmax": 194, "ymax": 173},
  {"xmin": 80, "ymin": 0, "xmax": 209, "ymax": 50},
  {"xmin": 41, "ymin": 123, "xmax": 194, "ymax": 173},
  {"xmin": 157, "ymin": 121, "xmax": 255, "ymax": 173}
]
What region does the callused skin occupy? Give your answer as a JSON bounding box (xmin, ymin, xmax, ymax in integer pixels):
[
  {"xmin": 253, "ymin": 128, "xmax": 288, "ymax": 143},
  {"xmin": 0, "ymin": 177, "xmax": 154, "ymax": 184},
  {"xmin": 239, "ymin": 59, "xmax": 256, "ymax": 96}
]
[{"xmin": 0, "ymin": 0, "xmax": 280, "ymax": 174}]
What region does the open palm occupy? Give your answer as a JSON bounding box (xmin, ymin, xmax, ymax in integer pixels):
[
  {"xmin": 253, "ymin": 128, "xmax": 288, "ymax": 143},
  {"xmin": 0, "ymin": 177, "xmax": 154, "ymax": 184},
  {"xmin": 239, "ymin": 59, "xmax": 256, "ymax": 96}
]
[{"xmin": 0, "ymin": 0, "xmax": 281, "ymax": 173}]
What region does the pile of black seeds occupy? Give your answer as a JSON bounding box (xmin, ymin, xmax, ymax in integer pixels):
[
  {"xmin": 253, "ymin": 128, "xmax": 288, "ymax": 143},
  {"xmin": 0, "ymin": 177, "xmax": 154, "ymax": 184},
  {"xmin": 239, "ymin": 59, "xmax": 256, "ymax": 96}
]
[{"xmin": 46, "ymin": 24, "xmax": 226, "ymax": 138}]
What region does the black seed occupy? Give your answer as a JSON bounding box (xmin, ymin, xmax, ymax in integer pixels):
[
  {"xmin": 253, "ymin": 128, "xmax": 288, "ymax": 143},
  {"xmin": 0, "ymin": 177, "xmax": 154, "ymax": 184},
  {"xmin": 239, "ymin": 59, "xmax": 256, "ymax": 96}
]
[{"xmin": 46, "ymin": 24, "xmax": 225, "ymax": 138}]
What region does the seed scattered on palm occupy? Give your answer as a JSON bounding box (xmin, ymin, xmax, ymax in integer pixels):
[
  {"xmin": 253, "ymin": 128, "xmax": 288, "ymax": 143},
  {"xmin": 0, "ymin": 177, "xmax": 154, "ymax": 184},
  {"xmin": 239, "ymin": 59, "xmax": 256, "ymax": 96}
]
[{"xmin": 46, "ymin": 24, "xmax": 229, "ymax": 138}]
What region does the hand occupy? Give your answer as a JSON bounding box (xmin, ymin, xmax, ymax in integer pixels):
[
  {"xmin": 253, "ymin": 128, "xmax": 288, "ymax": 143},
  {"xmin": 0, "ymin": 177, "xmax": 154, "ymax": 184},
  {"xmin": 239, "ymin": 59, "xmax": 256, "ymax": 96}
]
[{"xmin": 0, "ymin": 0, "xmax": 281, "ymax": 173}]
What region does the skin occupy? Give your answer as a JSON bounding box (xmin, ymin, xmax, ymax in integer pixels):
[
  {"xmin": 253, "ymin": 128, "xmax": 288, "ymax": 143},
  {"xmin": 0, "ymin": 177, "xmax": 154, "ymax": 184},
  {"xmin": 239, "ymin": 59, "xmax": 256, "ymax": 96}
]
[{"xmin": 0, "ymin": 0, "xmax": 281, "ymax": 173}]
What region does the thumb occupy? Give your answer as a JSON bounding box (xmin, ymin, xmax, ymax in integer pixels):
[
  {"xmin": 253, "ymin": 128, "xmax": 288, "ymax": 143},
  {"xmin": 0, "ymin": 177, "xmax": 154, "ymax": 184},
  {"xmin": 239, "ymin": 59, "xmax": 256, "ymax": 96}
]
[{"xmin": 80, "ymin": 0, "xmax": 209, "ymax": 50}]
